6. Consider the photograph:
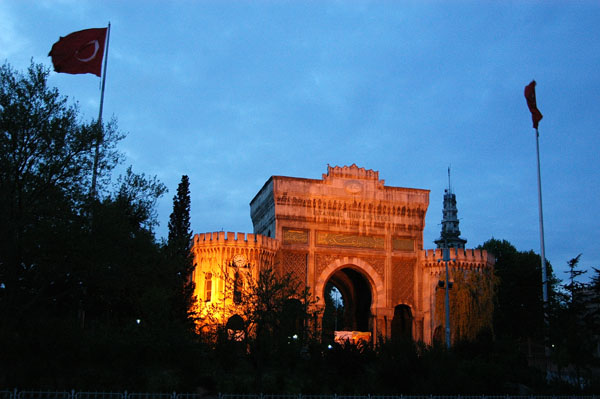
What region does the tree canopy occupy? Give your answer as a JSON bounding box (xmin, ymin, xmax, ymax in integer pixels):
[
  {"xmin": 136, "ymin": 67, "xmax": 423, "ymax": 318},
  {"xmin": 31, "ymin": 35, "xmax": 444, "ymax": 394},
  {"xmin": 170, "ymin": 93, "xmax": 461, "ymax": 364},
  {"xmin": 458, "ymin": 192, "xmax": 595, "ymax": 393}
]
[
  {"xmin": 0, "ymin": 61, "xmax": 199, "ymax": 390},
  {"xmin": 480, "ymin": 238, "xmax": 556, "ymax": 342}
]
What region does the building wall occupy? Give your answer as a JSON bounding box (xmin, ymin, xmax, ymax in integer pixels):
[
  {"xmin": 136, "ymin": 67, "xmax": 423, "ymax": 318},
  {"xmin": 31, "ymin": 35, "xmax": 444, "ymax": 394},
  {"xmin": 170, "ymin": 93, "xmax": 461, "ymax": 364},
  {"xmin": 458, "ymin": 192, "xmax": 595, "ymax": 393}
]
[{"xmin": 191, "ymin": 231, "xmax": 279, "ymax": 324}]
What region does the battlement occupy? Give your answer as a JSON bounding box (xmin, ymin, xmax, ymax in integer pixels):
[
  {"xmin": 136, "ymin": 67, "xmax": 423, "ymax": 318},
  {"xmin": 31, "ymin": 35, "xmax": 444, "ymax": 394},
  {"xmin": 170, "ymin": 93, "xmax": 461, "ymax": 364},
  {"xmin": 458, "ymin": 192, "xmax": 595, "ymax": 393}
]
[
  {"xmin": 193, "ymin": 231, "xmax": 280, "ymax": 252},
  {"xmin": 323, "ymin": 164, "xmax": 384, "ymax": 184},
  {"xmin": 420, "ymin": 248, "xmax": 494, "ymax": 269}
]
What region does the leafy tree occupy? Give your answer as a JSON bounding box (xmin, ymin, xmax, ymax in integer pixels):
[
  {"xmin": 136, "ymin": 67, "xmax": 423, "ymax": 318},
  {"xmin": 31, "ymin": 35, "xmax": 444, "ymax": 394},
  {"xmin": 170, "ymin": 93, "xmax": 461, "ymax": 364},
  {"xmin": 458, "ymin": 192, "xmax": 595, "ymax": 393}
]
[
  {"xmin": 0, "ymin": 61, "xmax": 122, "ymax": 325},
  {"xmin": 590, "ymin": 267, "xmax": 600, "ymax": 336},
  {"xmin": 434, "ymin": 267, "xmax": 495, "ymax": 343},
  {"xmin": 480, "ymin": 238, "xmax": 557, "ymax": 345},
  {"xmin": 199, "ymin": 264, "xmax": 320, "ymax": 392},
  {"xmin": 82, "ymin": 167, "xmax": 167, "ymax": 327},
  {"xmin": 237, "ymin": 268, "xmax": 320, "ymax": 391},
  {"xmin": 550, "ymin": 255, "xmax": 596, "ymax": 387},
  {"xmin": 0, "ymin": 61, "xmax": 208, "ymax": 391}
]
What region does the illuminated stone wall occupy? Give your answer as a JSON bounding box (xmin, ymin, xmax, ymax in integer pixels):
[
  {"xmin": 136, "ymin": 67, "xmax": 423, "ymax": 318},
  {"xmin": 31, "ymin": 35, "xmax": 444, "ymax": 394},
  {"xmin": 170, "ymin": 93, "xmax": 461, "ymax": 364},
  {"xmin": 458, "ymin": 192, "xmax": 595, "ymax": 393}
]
[{"xmin": 191, "ymin": 231, "xmax": 279, "ymax": 324}]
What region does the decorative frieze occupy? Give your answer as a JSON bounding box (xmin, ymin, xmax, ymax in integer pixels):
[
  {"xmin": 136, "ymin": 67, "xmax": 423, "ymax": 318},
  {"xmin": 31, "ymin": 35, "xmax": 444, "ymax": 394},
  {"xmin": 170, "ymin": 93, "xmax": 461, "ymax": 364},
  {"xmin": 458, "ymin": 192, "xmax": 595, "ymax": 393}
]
[
  {"xmin": 393, "ymin": 237, "xmax": 414, "ymax": 251},
  {"xmin": 283, "ymin": 228, "xmax": 309, "ymax": 245},
  {"xmin": 316, "ymin": 231, "xmax": 385, "ymax": 250}
]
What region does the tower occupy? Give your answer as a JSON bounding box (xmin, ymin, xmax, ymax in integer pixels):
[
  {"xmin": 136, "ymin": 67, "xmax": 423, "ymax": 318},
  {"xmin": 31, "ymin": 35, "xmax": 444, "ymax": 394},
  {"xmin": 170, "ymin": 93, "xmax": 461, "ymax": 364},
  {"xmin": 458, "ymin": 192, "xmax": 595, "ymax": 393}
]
[{"xmin": 434, "ymin": 167, "xmax": 467, "ymax": 249}]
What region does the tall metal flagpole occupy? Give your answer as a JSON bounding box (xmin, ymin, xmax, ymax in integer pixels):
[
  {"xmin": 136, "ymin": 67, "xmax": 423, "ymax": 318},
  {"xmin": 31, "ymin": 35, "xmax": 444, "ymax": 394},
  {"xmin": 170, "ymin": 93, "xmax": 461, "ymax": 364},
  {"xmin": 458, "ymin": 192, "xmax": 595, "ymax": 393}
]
[
  {"xmin": 525, "ymin": 80, "xmax": 549, "ymax": 358},
  {"xmin": 535, "ymin": 127, "xmax": 550, "ymax": 355},
  {"xmin": 535, "ymin": 128, "xmax": 548, "ymax": 303},
  {"xmin": 90, "ymin": 22, "xmax": 111, "ymax": 198}
]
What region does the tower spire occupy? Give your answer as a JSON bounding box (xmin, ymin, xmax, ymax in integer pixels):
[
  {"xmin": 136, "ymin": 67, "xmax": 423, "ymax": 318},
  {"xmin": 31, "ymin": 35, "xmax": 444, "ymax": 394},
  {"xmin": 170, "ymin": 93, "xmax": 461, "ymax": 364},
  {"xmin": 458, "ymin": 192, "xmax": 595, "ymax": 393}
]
[{"xmin": 435, "ymin": 167, "xmax": 466, "ymax": 249}]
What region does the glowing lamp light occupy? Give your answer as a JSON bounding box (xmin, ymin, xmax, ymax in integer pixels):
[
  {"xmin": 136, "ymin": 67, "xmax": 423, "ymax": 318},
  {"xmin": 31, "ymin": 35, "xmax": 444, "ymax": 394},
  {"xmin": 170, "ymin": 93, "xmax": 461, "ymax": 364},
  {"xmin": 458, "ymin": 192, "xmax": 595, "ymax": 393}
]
[{"xmin": 136, "ymin": 319, "xmax": 141, "ymax": 325}]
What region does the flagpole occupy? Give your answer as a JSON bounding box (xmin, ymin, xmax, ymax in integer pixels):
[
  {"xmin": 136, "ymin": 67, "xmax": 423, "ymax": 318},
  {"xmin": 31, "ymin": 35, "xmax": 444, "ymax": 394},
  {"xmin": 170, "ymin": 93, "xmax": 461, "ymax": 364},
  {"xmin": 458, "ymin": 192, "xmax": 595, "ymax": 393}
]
[
  {"xmin": 535, "ymin": 127, "xmax": 550, "ymax": 355},
  {"xmin": 535, "ymin": 128, "xmax": 548, "ymax": 303},
  {"xmin": 90, "ymin": 22, "xmax": 111, "ymax": 198}
]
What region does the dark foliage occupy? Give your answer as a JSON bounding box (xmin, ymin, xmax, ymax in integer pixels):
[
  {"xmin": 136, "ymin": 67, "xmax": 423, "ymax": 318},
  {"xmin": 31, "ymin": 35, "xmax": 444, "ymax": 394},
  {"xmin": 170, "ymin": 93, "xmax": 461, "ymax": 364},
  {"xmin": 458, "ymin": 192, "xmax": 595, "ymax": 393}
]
[
  {"xmin": 480, "ymin": 238, "xmax": 558, "ymax": 342},
  {"xmin": 0, "ymin": 61, "xmax": 200, "ymax": 390}
]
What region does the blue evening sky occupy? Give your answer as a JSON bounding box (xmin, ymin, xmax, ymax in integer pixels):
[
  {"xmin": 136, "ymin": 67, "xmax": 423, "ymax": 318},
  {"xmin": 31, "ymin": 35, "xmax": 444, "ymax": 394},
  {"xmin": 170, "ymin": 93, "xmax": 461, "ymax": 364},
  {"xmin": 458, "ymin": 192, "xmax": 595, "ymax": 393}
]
[{"xmin": 2, "ymin": 1, "xmax": 599, "ymax": 281}]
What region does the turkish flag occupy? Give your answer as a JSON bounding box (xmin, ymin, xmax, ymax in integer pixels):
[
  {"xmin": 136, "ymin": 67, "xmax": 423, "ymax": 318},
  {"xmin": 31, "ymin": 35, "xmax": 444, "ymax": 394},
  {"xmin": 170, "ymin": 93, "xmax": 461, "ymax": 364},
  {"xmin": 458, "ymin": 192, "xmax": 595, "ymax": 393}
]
[
  {"xmin": 48, "ymin": 28, "xmax": 107, "ymax": 77},
  {"xmin": 524, "ymin": 80, "xmax": 543, "ymax": 129}
]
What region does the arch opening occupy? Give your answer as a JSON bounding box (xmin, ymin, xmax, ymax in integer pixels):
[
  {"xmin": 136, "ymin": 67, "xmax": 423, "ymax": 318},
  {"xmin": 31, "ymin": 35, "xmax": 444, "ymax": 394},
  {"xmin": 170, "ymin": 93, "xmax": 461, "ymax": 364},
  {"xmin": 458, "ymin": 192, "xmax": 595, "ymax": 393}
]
[
  {"xmin": 391, "ymin": 304, "xmax": 413, "ymax": 340},
  {"xmin": 322, "ymin": 267, "xmax": 373, "ymax": 341}
]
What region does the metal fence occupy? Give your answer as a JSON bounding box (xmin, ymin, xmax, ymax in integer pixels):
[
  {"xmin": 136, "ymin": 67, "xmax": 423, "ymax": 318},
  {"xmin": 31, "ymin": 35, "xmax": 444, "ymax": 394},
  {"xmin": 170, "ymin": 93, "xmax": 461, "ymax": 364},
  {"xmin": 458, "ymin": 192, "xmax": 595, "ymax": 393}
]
[{"xmin": 0, "ymin": 392, "xmax": 597, "ymax": 399}]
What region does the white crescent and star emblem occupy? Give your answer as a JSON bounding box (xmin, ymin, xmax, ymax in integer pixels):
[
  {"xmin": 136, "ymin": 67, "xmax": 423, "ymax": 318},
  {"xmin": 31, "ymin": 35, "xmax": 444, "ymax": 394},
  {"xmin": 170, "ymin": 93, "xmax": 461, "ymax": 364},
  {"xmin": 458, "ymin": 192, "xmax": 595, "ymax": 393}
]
[{"xmin": 75, "ymin": 40, "xmax": 100, "ymax": 63}]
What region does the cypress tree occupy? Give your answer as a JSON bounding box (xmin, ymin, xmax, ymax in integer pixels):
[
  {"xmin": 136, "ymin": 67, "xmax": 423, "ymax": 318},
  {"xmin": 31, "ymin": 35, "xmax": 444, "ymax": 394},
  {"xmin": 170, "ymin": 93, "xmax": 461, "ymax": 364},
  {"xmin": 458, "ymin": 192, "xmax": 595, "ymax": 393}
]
[{"xmin": 167, "ymin": 175, "xmax": 196, "ymax": 327}]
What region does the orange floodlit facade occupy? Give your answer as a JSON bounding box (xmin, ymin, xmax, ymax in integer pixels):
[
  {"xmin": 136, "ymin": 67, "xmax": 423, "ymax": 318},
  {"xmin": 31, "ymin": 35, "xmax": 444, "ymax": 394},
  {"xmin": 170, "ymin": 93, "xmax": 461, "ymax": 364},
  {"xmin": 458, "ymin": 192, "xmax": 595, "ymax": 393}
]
[{"xmin": 191, "ymin": 165, "xmax": 494, "ymax": 343}]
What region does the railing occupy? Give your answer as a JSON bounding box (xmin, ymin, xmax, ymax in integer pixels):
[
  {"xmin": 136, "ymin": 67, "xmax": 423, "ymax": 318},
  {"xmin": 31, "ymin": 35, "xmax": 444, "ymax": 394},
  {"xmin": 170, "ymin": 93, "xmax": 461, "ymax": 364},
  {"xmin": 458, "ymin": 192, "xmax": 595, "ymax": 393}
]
[{"xmin": 0, "ymin": 392, "xmax": 597, "ymax": 399}]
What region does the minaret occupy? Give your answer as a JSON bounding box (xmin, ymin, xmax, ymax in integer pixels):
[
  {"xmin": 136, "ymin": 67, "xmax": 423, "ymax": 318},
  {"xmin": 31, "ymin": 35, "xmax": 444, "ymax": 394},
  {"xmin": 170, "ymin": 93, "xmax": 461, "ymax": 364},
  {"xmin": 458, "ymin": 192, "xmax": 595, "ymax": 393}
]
[{"xmin": 435, "ymin": 167, "xmax": 467, "ymax": 249}]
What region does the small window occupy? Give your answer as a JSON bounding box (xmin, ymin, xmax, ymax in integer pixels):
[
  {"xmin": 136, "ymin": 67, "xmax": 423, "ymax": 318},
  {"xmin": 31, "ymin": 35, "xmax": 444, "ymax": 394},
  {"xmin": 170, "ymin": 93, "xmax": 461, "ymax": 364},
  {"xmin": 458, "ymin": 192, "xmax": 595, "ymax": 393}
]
[{"xmin": 204, "ymin": 273, "xmax": 212, "ymax": 302}]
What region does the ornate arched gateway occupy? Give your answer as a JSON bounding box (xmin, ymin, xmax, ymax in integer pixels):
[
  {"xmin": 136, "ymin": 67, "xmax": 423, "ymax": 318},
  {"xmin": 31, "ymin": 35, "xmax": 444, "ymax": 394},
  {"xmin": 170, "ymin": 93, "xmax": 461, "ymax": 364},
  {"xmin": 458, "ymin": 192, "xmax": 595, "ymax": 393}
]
[
  {"xmin": 191, "ymin": 165, "xmax": 494, "ymax": 344},
  {"xmin": 317, "ymin": 258, "xmax": 383, "ymax": 339}
]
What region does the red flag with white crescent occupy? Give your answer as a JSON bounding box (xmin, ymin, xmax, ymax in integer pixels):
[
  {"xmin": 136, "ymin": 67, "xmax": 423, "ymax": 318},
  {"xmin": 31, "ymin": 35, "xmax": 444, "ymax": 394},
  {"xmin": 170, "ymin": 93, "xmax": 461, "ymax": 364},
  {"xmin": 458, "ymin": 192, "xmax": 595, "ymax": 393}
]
[
  {"xmin": 48, "ymin": 28, "xmax": 107, "ymax": 77},
  {"xmin": 524, "ymin": 80, "xmax": 543, "ymax": 129}
]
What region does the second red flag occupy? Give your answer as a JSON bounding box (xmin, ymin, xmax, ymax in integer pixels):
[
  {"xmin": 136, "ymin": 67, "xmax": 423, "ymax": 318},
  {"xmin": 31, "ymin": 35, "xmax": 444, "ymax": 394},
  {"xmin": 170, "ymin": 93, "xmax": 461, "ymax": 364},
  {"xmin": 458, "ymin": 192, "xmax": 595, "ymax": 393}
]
[{"xmin": 524, "ymin": 80, "xmax": 543, "ymax": 129}]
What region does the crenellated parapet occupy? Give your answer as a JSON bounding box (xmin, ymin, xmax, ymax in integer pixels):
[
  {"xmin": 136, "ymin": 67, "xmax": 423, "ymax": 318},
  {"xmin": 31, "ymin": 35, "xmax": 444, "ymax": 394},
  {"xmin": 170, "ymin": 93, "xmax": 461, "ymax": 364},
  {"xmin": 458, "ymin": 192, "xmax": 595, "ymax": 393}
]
[
  {"xmin": 420, "ymin": 248, "xmax": 494, "ymax": 276},
  {"xmin": 192, "ymin": 231, "xmax": 280, "ymax": 272},
  {"xmin": 194, "ymin": 231, "xmax": 279, "ymax": 251},
  {"xmin": 322, "ymin": 163, "xmax": 384, "ymax": 186}
]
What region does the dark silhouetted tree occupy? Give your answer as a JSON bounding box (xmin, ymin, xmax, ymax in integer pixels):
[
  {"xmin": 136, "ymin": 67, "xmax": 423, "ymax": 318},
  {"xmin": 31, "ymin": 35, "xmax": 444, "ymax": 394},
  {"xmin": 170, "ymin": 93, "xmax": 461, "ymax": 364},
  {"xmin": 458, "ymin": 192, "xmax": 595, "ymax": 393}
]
[
  {"xmin": 0, "ymin": 61, "xmax": 122, "ymax": 328},
  {"xmin": 480, "ymin": 239, "xmax": 557, "ymax": 348},
  {"xmin": 167, "ymin": 175, "xmax": 196, "ymax": 328},
  {"xmin": 550, "ymin": 255, "xmax": 596, "ymax": 387},
  {"xmin": 0, "ymin": 62, "xmax": 205, "ymax": 390}
]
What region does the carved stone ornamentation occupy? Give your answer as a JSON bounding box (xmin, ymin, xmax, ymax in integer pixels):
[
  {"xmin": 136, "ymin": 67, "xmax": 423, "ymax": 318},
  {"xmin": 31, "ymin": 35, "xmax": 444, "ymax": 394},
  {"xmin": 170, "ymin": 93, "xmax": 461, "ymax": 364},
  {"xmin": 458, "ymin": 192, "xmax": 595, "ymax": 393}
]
[
  {"xmin": 315, "ymin": 253, "xmax": 339, "ymax": 277},
  {"xmin": 281, "ymin": 250, "xmax": 307, "ymax": 286},
  {"xmin": 362, "ymin": 256, "xmax": 385, "ymax": 278},
  {"xmin": 316, "ymin": 231, "xmax": 385, "ymax": 250},
  {"xmin": 392, "ymin": 259, "xmax": 415, "ymax": 306},
  {"xmin": 283, "ymin": 228, "xmax": 309, "ymax": 245}
]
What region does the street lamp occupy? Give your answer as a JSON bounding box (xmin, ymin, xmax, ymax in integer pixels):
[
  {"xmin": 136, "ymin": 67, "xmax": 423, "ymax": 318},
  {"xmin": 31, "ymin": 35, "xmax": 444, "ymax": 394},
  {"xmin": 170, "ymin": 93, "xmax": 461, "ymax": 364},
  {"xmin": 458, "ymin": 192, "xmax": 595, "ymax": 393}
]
[{"xmin": 438, "ymin": 243, "xmax": 454, "ymax": 349}]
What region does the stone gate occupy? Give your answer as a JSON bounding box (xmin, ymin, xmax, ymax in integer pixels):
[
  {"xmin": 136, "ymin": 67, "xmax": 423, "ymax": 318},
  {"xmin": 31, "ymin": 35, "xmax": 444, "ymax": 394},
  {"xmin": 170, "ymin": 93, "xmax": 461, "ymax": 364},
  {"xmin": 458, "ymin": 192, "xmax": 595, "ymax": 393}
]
[{"xmin": 191, "ymin": 164, "xmax": 494, "ymax": 344}]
